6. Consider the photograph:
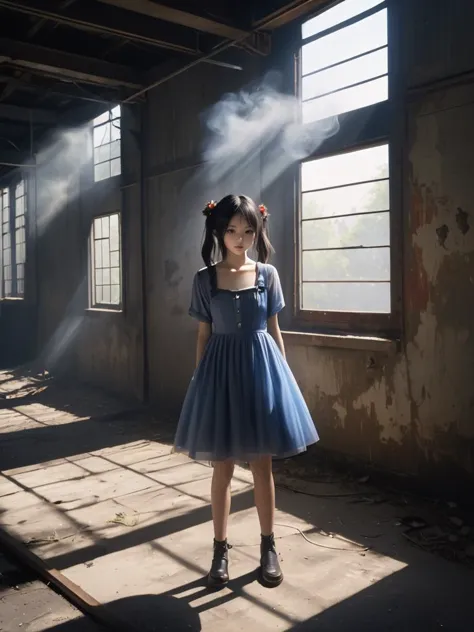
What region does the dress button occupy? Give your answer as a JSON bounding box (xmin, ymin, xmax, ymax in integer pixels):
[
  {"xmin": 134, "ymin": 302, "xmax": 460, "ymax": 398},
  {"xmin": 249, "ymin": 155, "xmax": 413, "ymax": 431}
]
[{"xmin": 237, "ymin": 322, "xmax": 241, "ymax": 328}]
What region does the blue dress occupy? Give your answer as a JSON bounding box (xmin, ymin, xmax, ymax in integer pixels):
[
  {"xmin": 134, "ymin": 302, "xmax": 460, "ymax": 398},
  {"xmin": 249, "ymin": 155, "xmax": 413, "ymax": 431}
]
[{"xmin": 173, "ymin": 263, "xmax": 319, "ymax": 461}]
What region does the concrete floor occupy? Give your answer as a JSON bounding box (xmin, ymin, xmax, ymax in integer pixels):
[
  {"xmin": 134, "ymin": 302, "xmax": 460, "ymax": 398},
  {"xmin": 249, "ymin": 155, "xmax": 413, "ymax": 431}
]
[
  {"xmin": 1, "ymin": 369, "xmax": 474, "ymax": 632},
  {"xmin": 0, "ymin": 551, "xmax": 102, "ymax": 631}
]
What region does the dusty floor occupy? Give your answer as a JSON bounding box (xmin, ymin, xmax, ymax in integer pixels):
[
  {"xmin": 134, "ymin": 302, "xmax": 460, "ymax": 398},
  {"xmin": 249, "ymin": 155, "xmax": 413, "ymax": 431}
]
[{"xmin": 1, "ymin": 369, "xmax": 474, "ymax": 632}]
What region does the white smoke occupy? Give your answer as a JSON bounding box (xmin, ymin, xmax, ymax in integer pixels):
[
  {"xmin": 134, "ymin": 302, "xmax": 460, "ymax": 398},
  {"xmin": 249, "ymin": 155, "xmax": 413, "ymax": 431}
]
[
  {"xmin": 201, "ymin": 73, "xmax": 340, "ymax": 190},
  {"xmin": 36, "ymin": 126, "xmax": 92, "ymax": 235}
]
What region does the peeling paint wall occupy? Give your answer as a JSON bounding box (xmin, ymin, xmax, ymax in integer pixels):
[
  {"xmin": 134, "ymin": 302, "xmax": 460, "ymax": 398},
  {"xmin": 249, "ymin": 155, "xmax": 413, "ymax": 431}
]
[
  {"xmin": 142, "ymin": 0, "xmax": 474, "ymax": 485},
  {"xmin": 282, "ymin": 2, "xmax": 474, "ymax": 484}
]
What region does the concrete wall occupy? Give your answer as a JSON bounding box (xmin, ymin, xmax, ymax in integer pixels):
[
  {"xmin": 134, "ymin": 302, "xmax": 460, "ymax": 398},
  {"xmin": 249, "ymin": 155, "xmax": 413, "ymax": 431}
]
[
  {"xmin": 0, "ymin": 169, "xmax": 37, "ymax": 368},
  {"xmin": 32, "ymin": 107, "xmax": 144, "ymax": 399}
]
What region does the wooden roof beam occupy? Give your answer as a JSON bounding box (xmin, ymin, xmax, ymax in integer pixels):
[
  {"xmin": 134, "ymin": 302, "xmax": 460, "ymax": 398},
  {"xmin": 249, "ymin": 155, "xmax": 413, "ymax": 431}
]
[{"xmin": 0, "ymin": 38, "xmax": 143, "ymax": 89}]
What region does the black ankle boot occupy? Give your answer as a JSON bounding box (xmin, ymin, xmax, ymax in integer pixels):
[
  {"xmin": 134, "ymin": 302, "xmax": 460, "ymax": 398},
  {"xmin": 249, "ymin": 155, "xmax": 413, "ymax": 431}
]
[
  {"xmin": 260, "ymin": 533, "xmax": 283, "ymax": 587},
  {"xmin": 208, "ymin": 539, "xmax": 231, "ymax": 588}
]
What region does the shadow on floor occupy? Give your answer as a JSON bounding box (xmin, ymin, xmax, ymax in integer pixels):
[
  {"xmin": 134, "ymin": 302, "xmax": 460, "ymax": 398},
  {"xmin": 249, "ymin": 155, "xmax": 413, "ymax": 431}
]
[
  {"xmin": 44, "ymin": 593, "xmax": 203, "ymax": 632},
  {"xmin": 287, "ymin": 563, "xmax": 471, "ymax": 632},
  {"xmin": 37, "ymin": 563, "xmax": 474, "ymax": 632},
  {"xmin": 2, "ymin": 372, "xmax": 474, "ymax": 632}
]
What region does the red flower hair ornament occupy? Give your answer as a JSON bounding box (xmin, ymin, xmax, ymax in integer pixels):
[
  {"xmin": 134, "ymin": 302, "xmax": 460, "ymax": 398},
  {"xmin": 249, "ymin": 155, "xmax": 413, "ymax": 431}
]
[
  {"xmin": 202, "ymin": 200, "xmax": 269, "ymax": 220},
  {"xmin": 258, "ymin": 204, "xmax": 269, "ymax": 220},
  {"xmin": 202, "ymin": 200, "xmax": 217, "ymax": 217}
]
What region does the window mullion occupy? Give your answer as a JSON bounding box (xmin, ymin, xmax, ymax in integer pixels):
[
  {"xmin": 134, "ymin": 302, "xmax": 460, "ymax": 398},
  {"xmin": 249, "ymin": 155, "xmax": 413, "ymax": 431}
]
[{"xmin": 10, "ymin": 186, "xmax": 17, "ymax": 298}]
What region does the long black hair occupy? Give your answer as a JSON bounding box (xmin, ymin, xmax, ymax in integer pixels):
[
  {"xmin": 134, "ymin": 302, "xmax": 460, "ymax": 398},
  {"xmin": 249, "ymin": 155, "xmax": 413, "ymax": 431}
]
[{"xmin": 201, "ymin": 195, "xmax": 273, "ymax": 268}]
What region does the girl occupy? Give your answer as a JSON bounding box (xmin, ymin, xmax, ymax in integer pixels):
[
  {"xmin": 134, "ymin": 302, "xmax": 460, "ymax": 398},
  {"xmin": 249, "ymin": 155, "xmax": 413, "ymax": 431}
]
[{"xmin": 173, "ymin": 195, "xmax": 319, "ymax": 589}]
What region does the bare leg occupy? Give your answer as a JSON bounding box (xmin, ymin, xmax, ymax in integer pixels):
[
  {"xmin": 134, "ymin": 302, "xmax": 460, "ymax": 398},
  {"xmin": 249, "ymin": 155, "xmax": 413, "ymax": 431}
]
[
  {"xmin": 250, "ymin": 455, "xmax": 283, "ymax": 586},
  {"xmin": 249, "ymin": 455, "xmax": 275, "ymax": 536},
  {"xmin": 211, "ymin": 459, "xmax": 235, "ymax": 541}
]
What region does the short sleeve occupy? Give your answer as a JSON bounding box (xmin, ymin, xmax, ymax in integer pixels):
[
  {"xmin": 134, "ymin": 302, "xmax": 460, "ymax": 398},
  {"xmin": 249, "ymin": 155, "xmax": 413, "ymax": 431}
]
[
  {"xmin": 267, "ymin": 265, "xmax": 285, "ymax": 317},
  {"xmin": 189, "ymin": 270, "xmax": 212, "ymax": 323}
]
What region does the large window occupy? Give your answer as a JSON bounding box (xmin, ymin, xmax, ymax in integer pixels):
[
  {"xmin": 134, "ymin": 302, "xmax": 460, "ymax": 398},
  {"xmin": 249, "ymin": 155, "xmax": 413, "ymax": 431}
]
[
  {"xmin": 14, "ymin": 180, "xmax": 26, "ymax": 297},
  {"xmin": 301, "ymin": 0, "xmax": 387, "ymax": 123},
  {"xmin": 1, "ymin": 187, "xmax": 11, "ymax": 298},
  {"xmin": 93, "ymin": 106, "xmax": 121, "ymax": 183},
  {"xmin": 89, "ymin": 212, "xmax": 122, "ymax": 309},
  {"xmin": 0, "ymin": 180, "xmax": 27, "ymax": 299},
  {"xmin": 298, "ymin": 0, "xmax": 393, "ymax": 330}
]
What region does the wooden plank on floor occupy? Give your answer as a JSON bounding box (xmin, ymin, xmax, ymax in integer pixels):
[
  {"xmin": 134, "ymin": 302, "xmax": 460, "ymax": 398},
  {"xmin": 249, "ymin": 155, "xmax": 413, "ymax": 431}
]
[{"xmin": 0, "ymin": 526, "xmax": 136, "ymax": 631}]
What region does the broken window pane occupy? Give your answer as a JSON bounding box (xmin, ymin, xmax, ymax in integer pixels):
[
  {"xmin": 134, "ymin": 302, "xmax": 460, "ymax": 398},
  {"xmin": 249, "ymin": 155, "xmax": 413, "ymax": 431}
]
[
  {"xmin": 92, "ymin": 108, "xmax": 121, "ymax": 183},
  {"xmin": 94, "ymin": 122, "xmax": 111, "ymax": 147},
  {"xmin": 111, "ymin": 120, "xmax": 121, "ymax": 142},
  {"xmin": 302, "ymin": 212, "xmax": 390, "ymax": 250},
  {"xmin": 93, "ymin": 111, "xmax": 110, "ymax": 127}
]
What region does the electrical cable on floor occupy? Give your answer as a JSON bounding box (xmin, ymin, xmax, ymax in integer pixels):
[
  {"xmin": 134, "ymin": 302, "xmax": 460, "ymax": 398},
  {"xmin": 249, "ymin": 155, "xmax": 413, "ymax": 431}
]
[
  {"xmin": 274, "ymin": 523, "xmax": 370, "ymax": 552},
  {"xmin": 232, "ymin": 524, "xmax": 369, "ymax": 552}
]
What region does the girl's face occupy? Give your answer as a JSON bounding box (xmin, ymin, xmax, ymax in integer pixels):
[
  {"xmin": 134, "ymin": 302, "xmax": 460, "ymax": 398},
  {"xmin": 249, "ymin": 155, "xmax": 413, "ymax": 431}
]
[{"xmin": 223, "ymin": 214, "xmax": 255, "ymax": 257}]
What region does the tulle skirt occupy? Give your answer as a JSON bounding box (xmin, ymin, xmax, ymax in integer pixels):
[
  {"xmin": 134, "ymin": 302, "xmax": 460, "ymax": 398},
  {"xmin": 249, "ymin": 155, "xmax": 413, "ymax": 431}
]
[{"xmin": 173, "ymin": 332, "xmax": 319, "ymax": 462}]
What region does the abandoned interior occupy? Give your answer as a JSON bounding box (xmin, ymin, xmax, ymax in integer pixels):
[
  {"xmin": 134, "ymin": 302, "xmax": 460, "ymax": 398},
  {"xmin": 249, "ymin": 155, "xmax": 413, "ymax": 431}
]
[{"xmin": 0, "ymin": 0, "xmax": 474, "ymax": 630}]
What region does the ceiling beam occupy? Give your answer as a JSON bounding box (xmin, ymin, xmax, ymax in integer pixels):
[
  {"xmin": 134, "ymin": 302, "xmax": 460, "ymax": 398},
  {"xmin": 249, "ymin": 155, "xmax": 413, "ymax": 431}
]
[
  {"xmin": 0, "ymin": 38, "xmax": 143, "ymax": 88},
  {"xmin": 27, "ymin": 0, "xmax": 78, "ymax": 39},
  {"xmin": 96, "ymin": 0, "xmax": 250, "ymax": 40},
  {"xmin": 0, "ymin": 103, "xmax": 56, "ymax": 125},
  {"xmin": 0, "ymin": 73, "xmax": 138, "ymax": 105},
  {"xmin": 252, "ymin": 0, "xmax": 328, "ymax": 30},
  {"xmin": 0, "ymin": 0, "xmax": 202, "ymax": 57},
  {"xmin": 0, "ymin": 149, "xmax": 35, "ymax": 167}
]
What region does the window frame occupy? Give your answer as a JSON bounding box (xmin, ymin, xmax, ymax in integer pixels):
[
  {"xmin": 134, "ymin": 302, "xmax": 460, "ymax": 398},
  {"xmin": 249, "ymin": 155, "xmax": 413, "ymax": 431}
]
[
  {"xmin": 0, "ymin": 175, "xmax": 28, "ymax": 301},
  {"xmin": 294, "ymin": 0, "xmax": 401, "ymax": 336},
  {"xmin": 92, "ymin": 105, "xmax": 122, "ymax": 184},
  {"xmin": 88, "ymin": 211, "xmax": 123, "ymax": 311}
]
